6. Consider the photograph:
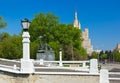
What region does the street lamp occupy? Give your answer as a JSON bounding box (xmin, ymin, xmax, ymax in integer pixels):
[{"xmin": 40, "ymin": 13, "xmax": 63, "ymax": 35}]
[
  {"xmin": 21, "ymin": 18, "xmax": 34, "ymax": 73},
  {"xmin": 21, "ymin": 18, "xmax": 31, "ymax": 60},
  {"xmin": 21, "ymin": 18, "xmax": 30, "ymax": 31}
]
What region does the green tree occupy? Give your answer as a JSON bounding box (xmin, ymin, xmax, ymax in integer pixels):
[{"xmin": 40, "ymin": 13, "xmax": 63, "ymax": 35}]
[
  {"xmin": 112, "ymin": 50, "xmax": 120, "ymax": 62},
  {"xmin": 0, "ymin": 35, "xmax": 22, "ymax": 59},
  {"xmin": 29, "ymin": 12, "xmax": 59, "ymax": 42},
  {"xmin": 0, "ymin": 16, "xmax": 7, "ymax": 29},
  {"xmin": 101, "ymin": 53, "xmax": 107, "ymax": 60},
  {"xmin": 30, "ymin": 40, "xmax": 39, "ymax": 59},
  {"xmin": 52, "ymin": 24, "xmax": 87, "ymax": 60},
  {"xmin": 29, "ymin": 12, "xmax": 87, "ymax": 60},
  {"xmin": 99, "ymin": 50, "xmax": 104, "ymax": 61},
  {"xmin": 91, "ymin": 51, "xmax": 98, "ymax": 59},
  {"xmin": 0, "ymin": 32, "xmax": 10, "ymax": 42}
]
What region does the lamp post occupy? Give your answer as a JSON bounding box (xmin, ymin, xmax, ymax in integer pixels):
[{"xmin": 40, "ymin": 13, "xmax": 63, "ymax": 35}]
[
  {"xmin": 21, "ymin": 18, "xmax": 34, "ymax": 73},
  {"xmin": 21, "ymin": 18, "xmax": 30, "ymax": 60}
]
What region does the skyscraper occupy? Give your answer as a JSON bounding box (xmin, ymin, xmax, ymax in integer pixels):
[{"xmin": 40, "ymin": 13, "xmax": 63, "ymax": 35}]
[
  {"xmin": 73, "ymin": 11, "xmax": 93, "ymax": 54},
  {"xmin": 73, "ymin": 11, "xmax": 81, "ymax": 29}
]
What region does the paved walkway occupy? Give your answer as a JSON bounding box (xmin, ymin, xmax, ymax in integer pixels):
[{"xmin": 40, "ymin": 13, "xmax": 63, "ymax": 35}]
[{"xmin": 100, "ymin": 63, "xmax": 120, "ymax": 71}]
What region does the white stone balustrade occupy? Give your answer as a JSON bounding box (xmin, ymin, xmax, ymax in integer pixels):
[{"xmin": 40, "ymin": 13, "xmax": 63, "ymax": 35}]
[
  {"xmin": 100, "ymin": 69, "xmax": 109, "ymax": 83},
  {"xmin": 90, "ymin": 59, "xmax": 98, "ymax": 74},
  {"xmin": 13, "ymin": 64, "xmax": 17, "ymax": 70},
  {"xmin": 82, "ymin": 62, "xmax": 86, "ymax": 68},
  {"xmin": 40, "ymin": 59, "xmax": 44, "ymax": 65}
]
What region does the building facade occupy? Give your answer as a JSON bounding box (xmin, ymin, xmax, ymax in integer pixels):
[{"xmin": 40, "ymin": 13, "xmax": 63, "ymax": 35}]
[
  {"xmin": 115, "ymin": 44, "xmax": 120, "ymax": 52},
  {"xmin": 73, "ymin": 12, "xmax": 93, "ymax": 54}
]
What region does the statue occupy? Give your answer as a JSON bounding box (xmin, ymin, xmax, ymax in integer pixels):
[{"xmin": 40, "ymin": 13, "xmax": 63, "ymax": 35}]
[
  {"xmin": 38, "ymin": 36, "xmax": 43, "ymax": 50},
  {"xmin": 36, "ymin": 35, "xmax": 55, "ymax": 61}
]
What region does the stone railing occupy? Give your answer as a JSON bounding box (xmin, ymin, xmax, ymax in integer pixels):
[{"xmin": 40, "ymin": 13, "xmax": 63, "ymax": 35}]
[
  {"xmin": 1, "ymin": 58, "xmax": 120, "ymax": 83},
  {"xmin": 0, "ymin": 58, "xmax": 20, "ymax": 63},
  {"xmin": 109, "ymin": 72, "xmax": 120, "ymax": 81},
  {"xmin": 0, "ymin": 58, "xmax": 99, "ymax": 75},
  {"xmin": 33, "ymin": 60, "xmax": 90, "ymax": 73},
  {"xmin": 0, "ymin": 58, "xmax": 20, "ymax": 73},
  {"xmin": 33, "ymin": 59, "xmax": 99, "ymax": 74},
  {"xmin": 33, "ymin": 60, "xmax": 89, "ymax": 67},
  {"xmin": 100, "ymin": 69, "xmax": 120, "ymax": 83}
]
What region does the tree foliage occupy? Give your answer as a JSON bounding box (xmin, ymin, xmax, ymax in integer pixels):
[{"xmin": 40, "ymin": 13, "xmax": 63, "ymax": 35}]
[
  {"xmin": 112, "ymin": 50, "xmax": 120, "ymax": 62},
  {"xmin": 0, "ymin": 32, "xmax": 10, "ymax": 42},
  {"xmin": 101, "ymin": 53, "xmax": 108, "ymax": 60},
  {"xmin": 29, "ymin": 12, "xmax": 59, "ymax": 41},
  {"xmin": 29, "ymin": 12, "xmax": 87, "ymax": 60},
  {"xmin": 0, "ymin": 16, "xmax": 7, "ymax": 29},
  {"xmin": 91, "ymin": 51, "xmax": 98, "ymax": 59},
  {"xmin": 0, "ymin": 34, "xmax": 22, "ymax": 59}
]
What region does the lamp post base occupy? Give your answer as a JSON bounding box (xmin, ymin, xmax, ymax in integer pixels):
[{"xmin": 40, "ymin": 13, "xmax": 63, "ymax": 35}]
[{"xmin": 21, "ymin": 59, "xmax": 34, "ymax": 73}]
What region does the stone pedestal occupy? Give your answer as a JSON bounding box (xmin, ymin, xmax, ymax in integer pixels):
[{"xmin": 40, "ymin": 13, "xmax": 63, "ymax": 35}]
[
  {"xmin": 21, "ymin": 59, "xmax": 34, "ymax": 73},
  {"xmin": 100, "ymin": 69, "xmax": 109, "ymax": 83},
  {"xmin": 90, "ymin": 59, "xmax": 98, "ymax": 74},
  {"xmin": 36, "ymin": 42, "xmax": 55, "ymax": 61},
  {"xmin": 21, "ymin": 31, "xmax": 34, "ymax": 73},
  {"xmin": 37, "ymin": 50, "xmax": 55, "ymax": 61}
]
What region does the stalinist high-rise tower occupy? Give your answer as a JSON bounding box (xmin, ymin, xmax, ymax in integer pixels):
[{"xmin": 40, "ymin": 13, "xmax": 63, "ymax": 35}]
[
  {"xmin": 73, "ymin": 12, "xmax": 81, "ymax": 29},
  {"xmin": 73, "ymin": 11, "xmax": 93, "ymax": 54}
]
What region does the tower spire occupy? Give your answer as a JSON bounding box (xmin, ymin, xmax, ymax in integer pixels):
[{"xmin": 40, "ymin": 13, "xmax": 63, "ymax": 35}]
[
  {"xmin": 74, "ymin": 11, "xmax": 80, "ymax": 29},
  {"xmin": 75, "ymin": 11, "xmax": 78, "ymax": 19}
]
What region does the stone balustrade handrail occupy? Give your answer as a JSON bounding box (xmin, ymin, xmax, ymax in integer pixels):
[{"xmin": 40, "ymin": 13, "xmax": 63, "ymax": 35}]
[
  {"xmin": 33, "ymin": 60, "xmax": 89, "ymax": 64},
  {"xmin": 0, "ymin": 58, "xmax": 20, "ymax": 63},
  {"xmin": 0, "ymin": 64, "xmax": 20, "ymax": 70},
  {"xmin": 34, "ymin": 60, "xmax": 89, "ymax": 62},
  {"xmin": 109, "ymin": 72, "xmax": 120, "ymax": 75}
]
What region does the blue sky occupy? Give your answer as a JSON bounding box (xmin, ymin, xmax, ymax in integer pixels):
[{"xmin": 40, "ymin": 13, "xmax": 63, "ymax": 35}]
[{"xmin": 0, "ymin": 0, "xmax": 120, "ymax": 51}]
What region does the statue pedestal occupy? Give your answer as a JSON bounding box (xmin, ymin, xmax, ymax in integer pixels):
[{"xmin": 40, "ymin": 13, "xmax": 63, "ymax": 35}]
[
  {"xmin": 21, "ymin": 59, "xmax": 34, "ymax": 73},
  {"xmin": 36, "ymin": 50, "xmax": 55, "ymax": 61}
]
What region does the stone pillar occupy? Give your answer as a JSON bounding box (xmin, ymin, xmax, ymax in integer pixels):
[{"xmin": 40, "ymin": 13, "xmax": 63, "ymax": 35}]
[
  {"xmin": 82, "ymin": 62, "xmax": 86, "ymax": 68},
  {"xmin": 22, "ymin": 32, "xmax": 30, "ymax": 60},
  {"xmin": 100, "ymin": 69, "xmax": 109, "ymax": 83},
  {"xmin": 13, "ymin": 64, "xmax": 17, "ymax": 70},
  {"xmin": 59, "ymin": 49, "xmax": 63, "ymax": 67},
  {"xmin": 21, "ymin": 32, "xmax": 34, "ymax": 73},
  {"xmin": 90, "ymin": 59, "xmax": 98, "ymax": 74},
  {"xmin": 40, "ymin": 59, "xmax": 44, "ymax": 65}
]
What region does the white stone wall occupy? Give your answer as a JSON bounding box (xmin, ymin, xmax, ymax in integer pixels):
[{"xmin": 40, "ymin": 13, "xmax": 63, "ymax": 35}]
[{"xmin": 0, "ymin": 73, "xmax": 99, "ymax": 83}]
